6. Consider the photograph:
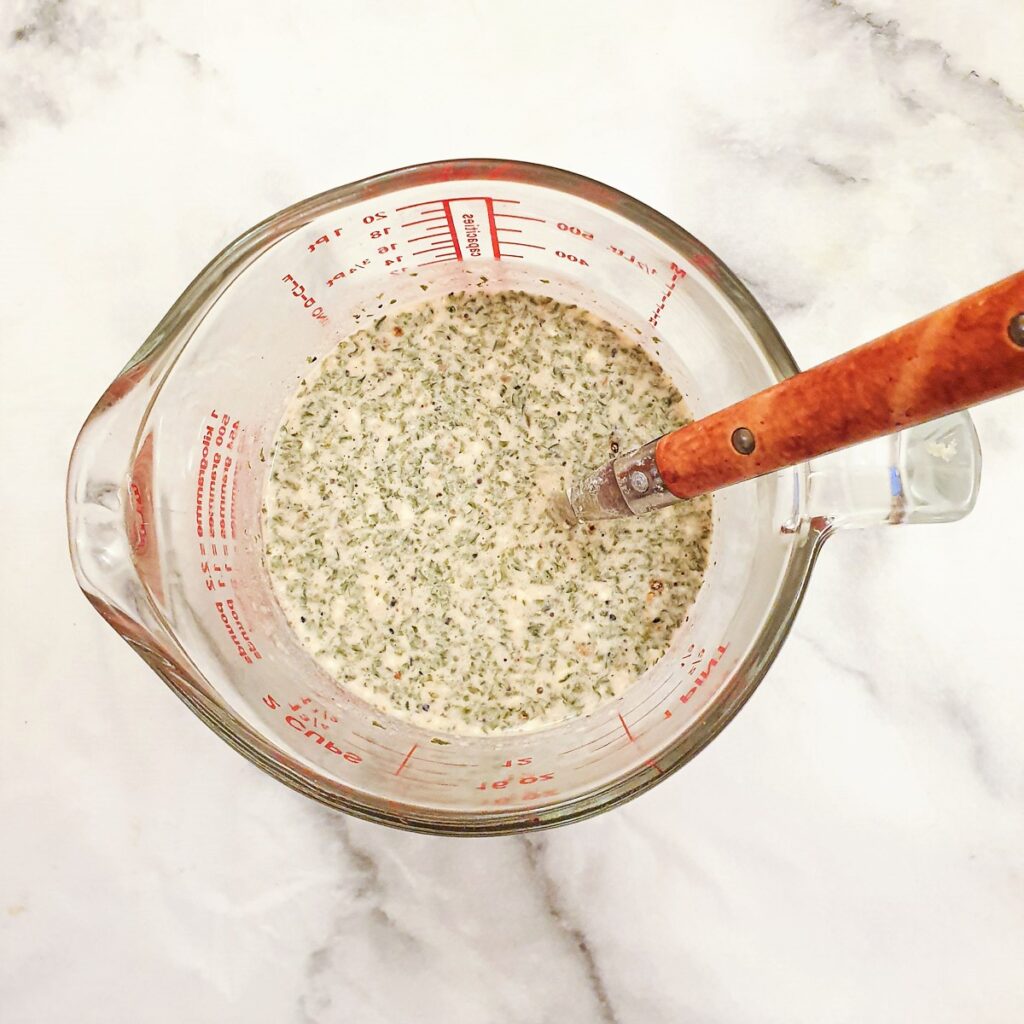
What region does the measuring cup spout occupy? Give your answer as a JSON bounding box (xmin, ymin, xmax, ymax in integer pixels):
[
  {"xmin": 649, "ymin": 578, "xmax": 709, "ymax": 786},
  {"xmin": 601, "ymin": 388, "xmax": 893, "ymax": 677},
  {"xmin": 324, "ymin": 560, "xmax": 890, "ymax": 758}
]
[{"xmin": 67, "ymin": 358, "xmax": 182, "ymax": 672}]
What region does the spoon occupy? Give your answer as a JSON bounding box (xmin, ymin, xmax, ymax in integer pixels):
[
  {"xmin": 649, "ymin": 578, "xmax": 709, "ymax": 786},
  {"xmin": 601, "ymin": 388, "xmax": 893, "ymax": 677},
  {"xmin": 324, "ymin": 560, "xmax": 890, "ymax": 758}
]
[{"xmin": 551, "ymin": 271, "xmax": 1024, "ymax": 525}]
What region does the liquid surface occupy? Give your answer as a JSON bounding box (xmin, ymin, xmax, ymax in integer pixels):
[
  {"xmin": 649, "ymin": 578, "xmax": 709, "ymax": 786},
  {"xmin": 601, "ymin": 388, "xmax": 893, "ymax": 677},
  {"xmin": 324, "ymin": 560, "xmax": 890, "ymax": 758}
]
[{"xmin": 263, "ymin": 291, "xmax": 712, "ymax": 734}]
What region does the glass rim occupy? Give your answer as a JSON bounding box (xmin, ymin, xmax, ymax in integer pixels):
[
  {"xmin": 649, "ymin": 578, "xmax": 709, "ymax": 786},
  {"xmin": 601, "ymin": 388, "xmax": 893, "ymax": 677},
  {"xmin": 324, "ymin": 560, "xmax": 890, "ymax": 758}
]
[{"xmin": 103, "ymin": 158, "xmax": 819, "ymax": 835}]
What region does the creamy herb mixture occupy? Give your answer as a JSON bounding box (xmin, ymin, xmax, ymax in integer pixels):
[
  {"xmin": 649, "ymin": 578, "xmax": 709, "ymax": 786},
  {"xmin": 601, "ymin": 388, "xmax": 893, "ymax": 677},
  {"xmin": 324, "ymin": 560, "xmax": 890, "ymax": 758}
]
[{"xmin": 263, "ymin": 290, "xmax": 711, "ymax": 734}]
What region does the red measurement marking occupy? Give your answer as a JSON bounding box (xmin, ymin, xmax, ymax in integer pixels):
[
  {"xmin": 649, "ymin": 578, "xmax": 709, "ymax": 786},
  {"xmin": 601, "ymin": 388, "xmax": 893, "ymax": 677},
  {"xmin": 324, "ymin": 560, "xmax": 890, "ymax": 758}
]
[
  {"xmin": 643, "ymin": 758, "xmax": 664, "ymax": 775},
  {"xmin": 215, "ymin": 599, "xmax": 252, "ymax": 663},
  {"xmin": 221, "ymin": 598, "xmax": 261, "ymax": 662},
  {"xmin": 477, "ymin": 773, "xmax": 555, "ymax": 790},
  {"xmin": 418, "ymin": 196, "xmax": 518, "ymax": 204},
  {"xmin": 280, "ymin": 274, "xmax": 328, "ymax": 323},
  {"xmin": 195, "ymin": 422, "xmax": 214, "ymax": 538},
  {"xmin": 207, "ymin": 444, "xmax": 220, "ymax": 539},
  {"xmin": 441, "ymin": 201, "xmax": 463, "ymax": 261},
  {"xmin": 485, "ymin": 198, "xmax": 500, "ymax": 257},
  {"xmin": 194, "ymin": 410, "xmax": 263, "ymax": 659},
  {"xmin": 649, "ymin": 261, "xmax": 687, "ymax": 328},
  {"xmin": 562, "ymin": 645, "xmax": 721, "ymax": 758},
  {"xmin": 401, "ymin": 216, "xmax": 447, "ymax": 228},
  {"xmin": 217, "ymin": 458, "xmax": 233, "ymax": 541},
  {"xmin": 681, "ymin": 645, "xmax": 730, "ymax": 704},
  {"xmin": 617, "ymin": 713, "xmax": 635, "ymax": 742},
  {"xmin": 406, "ymin": 199, "xmax": 544, "ymax": 263},
  {"xmin": 198, "ymin": 414, "xmax": 235, "ymax": 543},
  {"xmin": 325, "ymin": 260, "xmax": 371, "ymax": 287},
  {"xmin": 261, "ymin": 694, "xmax": 361, "ymax": 762},
  {"xmin": 417, "ymin": 257, "xmax": 459, "ymax": 266},
  {"xmin": 394, "ymin": 744, "xmax": 418, "ymax": 776},
  {"xmin": 397, "ymin": 197, "xmax": 521, "ymax": 219},
  {"xmin": 609, "ymin": 247, "xmax": 656, "ymax": 275}
]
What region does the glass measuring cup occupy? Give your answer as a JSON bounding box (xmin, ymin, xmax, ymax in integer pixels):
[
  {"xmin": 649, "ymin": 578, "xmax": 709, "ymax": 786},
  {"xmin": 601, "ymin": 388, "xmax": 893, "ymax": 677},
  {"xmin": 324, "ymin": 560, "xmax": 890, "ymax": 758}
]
[{"xmin": 67, "ymin": 159, "xmax": 981, "ymax": 835}]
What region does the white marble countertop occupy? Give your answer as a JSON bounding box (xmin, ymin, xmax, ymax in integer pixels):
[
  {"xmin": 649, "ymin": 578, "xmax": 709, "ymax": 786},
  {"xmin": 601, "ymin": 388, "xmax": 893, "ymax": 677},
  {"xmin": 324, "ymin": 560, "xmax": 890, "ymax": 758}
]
[{"xmin": 3, "ymin": 1, "xmax": 1024, "ymax": 1020}]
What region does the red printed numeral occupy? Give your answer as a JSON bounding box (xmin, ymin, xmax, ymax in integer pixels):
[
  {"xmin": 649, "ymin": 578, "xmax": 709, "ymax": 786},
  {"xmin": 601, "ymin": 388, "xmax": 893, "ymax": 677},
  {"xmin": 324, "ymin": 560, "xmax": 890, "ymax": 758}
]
[
  {"xmin": 476, "ymin": 772, "xmax": 555, "ymax": 790},
  {"xmin": 556, "ymin": 222, "xmax": 594, "ymax": 240},
  {"xmin": 555, "ymin": 250, "xmax": 588, "ymax": 266}
]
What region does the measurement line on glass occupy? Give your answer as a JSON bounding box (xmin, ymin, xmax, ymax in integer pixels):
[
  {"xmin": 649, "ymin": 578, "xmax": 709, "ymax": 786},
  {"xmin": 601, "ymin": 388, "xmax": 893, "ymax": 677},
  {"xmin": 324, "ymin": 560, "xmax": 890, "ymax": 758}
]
[
  {"xmin": 296, "ymin": 200, "xmax": 691, "ymax": 335},
  {"xmin": 396, "ymin": 197, "xmax": 547, "ymax": 266},
  {"xmin": 615, "ymin": 714, "xmax": 664, "ymax": 774},
  {"xmin": 394, "ymin": 743, "xmax": 418, "ymax": 776}
]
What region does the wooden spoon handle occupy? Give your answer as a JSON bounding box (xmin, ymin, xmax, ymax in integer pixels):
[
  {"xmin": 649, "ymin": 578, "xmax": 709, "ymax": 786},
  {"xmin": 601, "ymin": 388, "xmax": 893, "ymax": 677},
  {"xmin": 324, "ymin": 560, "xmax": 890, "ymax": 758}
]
[{"xmin": 655, "ymin": 271, "xmax": 1024, "ymax": 500}]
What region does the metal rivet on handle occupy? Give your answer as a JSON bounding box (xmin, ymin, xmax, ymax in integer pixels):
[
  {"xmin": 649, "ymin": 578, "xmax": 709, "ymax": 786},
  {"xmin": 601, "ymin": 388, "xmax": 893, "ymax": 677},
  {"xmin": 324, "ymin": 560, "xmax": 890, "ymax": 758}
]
[
  {"xmin": 731, "ymin": 427, "xmax": 756, "ymax": 455},
  {"xmin": 1009, "ymin": 313, "xmax": 1024, "ymax": 347},
  {"xmin": 628, "ymin": 470, "xmax": 650, "ymax": 494}
]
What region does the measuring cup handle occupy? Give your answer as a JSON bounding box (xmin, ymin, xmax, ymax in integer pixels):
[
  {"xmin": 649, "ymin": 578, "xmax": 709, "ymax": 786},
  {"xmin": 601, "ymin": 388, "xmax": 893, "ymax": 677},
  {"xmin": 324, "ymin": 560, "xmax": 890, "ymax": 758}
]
[
  {"xmin": 654, "ymin": 271, "xmax": 1024, "ymax": 500},
  {"xmin": 787, "ymin": 410, "xmax": 981, "ymax": 537}
]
